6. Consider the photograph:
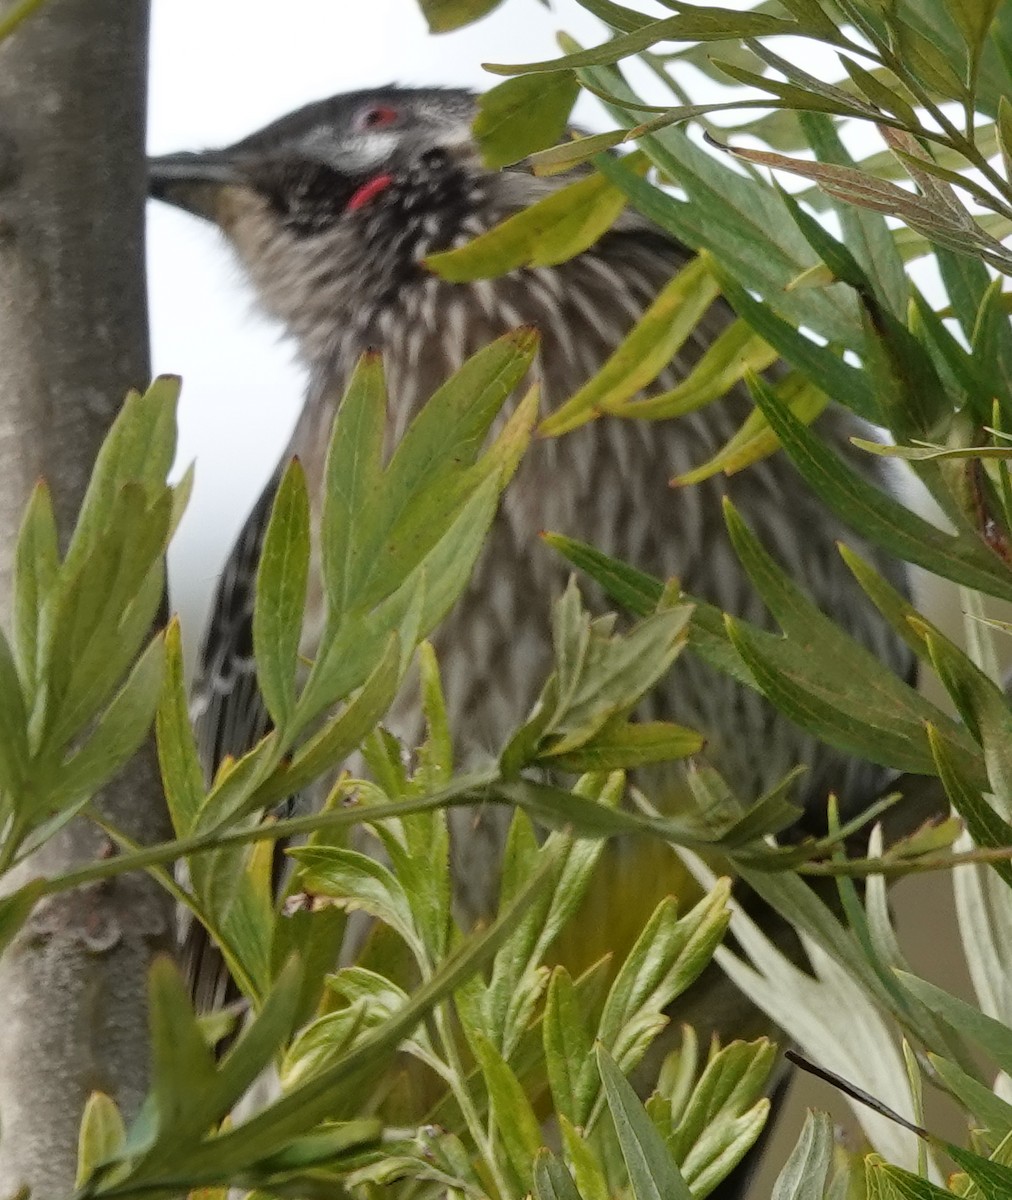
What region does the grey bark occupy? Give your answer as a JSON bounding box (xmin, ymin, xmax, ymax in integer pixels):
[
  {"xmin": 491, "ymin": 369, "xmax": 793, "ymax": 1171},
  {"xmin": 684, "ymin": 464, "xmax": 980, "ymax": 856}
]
[{"xmin": 0, "ymin": 2, "xmax": 173, "ymax": 1195}]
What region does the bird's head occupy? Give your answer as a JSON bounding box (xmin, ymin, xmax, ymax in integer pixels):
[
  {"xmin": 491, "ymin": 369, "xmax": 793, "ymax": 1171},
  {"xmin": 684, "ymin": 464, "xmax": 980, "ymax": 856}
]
[
  {"xmin": 149, "ymin": 86, "xmax": 554, "ymax": 348},
  {"xmin": 149, "ymin": 87, "xmax": 485, "ymax": 234}
]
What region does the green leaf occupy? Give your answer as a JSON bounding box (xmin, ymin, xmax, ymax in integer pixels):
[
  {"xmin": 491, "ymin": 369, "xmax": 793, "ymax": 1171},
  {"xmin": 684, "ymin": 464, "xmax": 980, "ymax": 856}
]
[
  {"xmin": 771, "ymin": 1109, "xmax": 835, "ymax": 1200},
  {"xmin": 533, "ymin": 1149, "xmax": 584, "ymax": 1200},
  {"xmin": 668, "ymin": 1039, "xmax": 775, "ymax": 1192},
  {"xmin": 749, "ymin": 373, "xmax": 1012, "ymax": 603},
  {"xmin": 76, "ymin": 1092, "xmax": 126, "ymax": 1187},
  {"xmin": 896, "ymin": 969, "xmax": 1012, "ymax": 1075},
  {"xmin": 920, "ymin": 626, "xmax": 1012, "ymax": 819},
  {"xmin": 971, "ymin": 278, "xmax": 1012, "ymax": 417},
  {"xmin": 544, "ymin": 967, "xmax": 594, "ymax": 1125},
  {"xmin": 560, "ymin": 1115, "xmax": 610, "ymax": 1200},
  {"xmin": 837, "ymin": 56, "xmax": 919, "ymax": 129},
  {"xmin": 997, "ymin": 95, "xmax": 1012, "ymax": 188},
  {"xmin": 713, "ymin": 268, "xmax": 876, "ymax": 421},
  {"xmin": 892, "ymin": 14, "xmax": 967, "ymax": 99},
  {"xmin": 0, "ymin": 880, "xmax": 45, "ymax": 959},
  {"xmin": 474, "ymin": 71, "xmax": 579, "ymax": 168},
  {"xmin": 147, "ymin": 955, "xmax": 217, "ymax": 1137},
  {"xmin": 541, "ymin": 533, "xmax": 756, "ymax": 688},
  {"xmin": 162, "ymin": 848, "xmax": 559, "ymax": 1181},
  {"xmin": 570, "ymin": 0, "xmax": 653, "ymax": 33},
  {"xmin": 725, "ymin": 613, "xmax": 979, "ymax": 780},
  {"xmin": 254, "ymin": 457, "xmax": 309, "ymax": 732},
  {"xmin": 290, "ymin": 846, "xmax": 418, "ymax": 950},
  {"xmin": 543, "ymin": 719, "xmax": 703, "ymax": 772},
  {"xmin": 838, "ymin": 543, "xmax": 933, "ymax": 663},
  {"xmin": 356, "ymin": 328, "xmax": 536, "ymax": 603},
  {"xmin": 598, "ymin": 1044, "xmax": 694, "ymax": 1200},
  {"xmin": 619, "ymin": 317, "xmax": 779, "ymax": 426},
  {"xmin": 528, "ymin": 129, "xmax": 629, "ymax": 174},
  {"xmin": 541, "ymin": 532, "xmax": 660, "ymax": 616},
  {"xmin": 426, "ymin": 170, "xmax": 629, "ymax": 281},
  {"xmin": 13, "ymin": 480, "xmax": 59, "ymax": 702},
  {"xmin": 929, "ymin": 1054, "xmax": 1012, "ymax": 1140},
  {"xmin": 282, "ymin": 977, "xmax": 409, "ymax": 1090},
  {"xmin": 671, "ymin": 371, "xmax": 825, "ymax": 487},
  {"xmin": 588, "ymin": 109, "xmax": 863, "ymax": 347},
  {"xmin": 927, "ymin": 723, "xmax": 1012, "ymax": 887},
  {"xmin": 130, "ymin": 956, "xmax": 305, "ymax": 1182},
  {"xmin": 711, "ymin": 56, "xmax": 878, "ymax": 124},
  {"xmin": 723, "ymin": 497, "xmax": 983, "ymax": 780},
  {"xmin": 598, "ymin": 884, "xmax": 731, "ymax": 1075},
  {"xmin": 156, "ymin": 619, "xmax": 208, "ymax": 836},
  {"xmin": 539, "ymin": 255, "xmax": 720, "ymax": 436},
  {"xmin": 321, "ymin": 351, "xmax": 386, "ymax": 624},
  {"xmin": 947, "ymin": 1142, "xmax": 1012, "ymax": 1198},
  {"xmin": 303, "ymin": 352, "xmax": 534, "ymax": 717},
  {"xmin": 484, "ymin": 11, "xmax": 799, "ymax": 74},
  {"xmin": 869, "ymin": 1162, "xmax": 953, "ymax": 1200},
  {"xmin": 554, "ymin": 606, "xmax": 693, "ymax": 748},
  {"xmin": 472, "ymin": 1030, "xmax": 543, "ymax": 1189},
  {"xmin": 211, "ymin": 955, "xmax": 304, "ymax": 1118},
  {"xmin": 0, "ymin": 625, "xmax": 29, "ymax": 794},
  {"xmin": 255, "ymin": 634, "xmax": 401, "ymax": 809},
  {"xmin": 415, "ymin": 639, "xmax": 453, "ymax": 792},
  {"xmin": 418, "ymin": 0, "xmax": 501, "ymax": 31},
  {"xmin": 49, "ymin": 631, "xmax": 164, "ymax": 811},
  {"xmin": 485, "ymin": 780, "xmax": 619, "ymax": 1059},
  {"xmin": 194, "ymin": 729, "xmax": 279, "ymax": 835},
  {"xmin": 63, "ymin": 376, "xmax": 179, "ymax": 574},
  {"xmin": 42, "ymin": 486, "xmax": 171, "ymax": 748}
]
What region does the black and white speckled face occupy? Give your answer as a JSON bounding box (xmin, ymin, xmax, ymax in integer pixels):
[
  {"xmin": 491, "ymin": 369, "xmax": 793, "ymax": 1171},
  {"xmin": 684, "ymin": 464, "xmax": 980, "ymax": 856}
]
[
  {"xmin": 228, "ymin": 86, "xmax": 481, "ymax": 238},
  {"xmin": 149, "ymin": 87, "xmax": 484, "ymax": 239}
]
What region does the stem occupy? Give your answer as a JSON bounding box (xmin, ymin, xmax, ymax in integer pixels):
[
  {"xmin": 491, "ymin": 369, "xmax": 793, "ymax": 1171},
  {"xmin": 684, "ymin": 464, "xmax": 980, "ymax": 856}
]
[
  {"xmin": 30, "ymin": 772, "xmax": 500, "ymax": 900},
  {"xmin": 797, "ymin": 843, "xmax": 1012, "ymax": 877}
]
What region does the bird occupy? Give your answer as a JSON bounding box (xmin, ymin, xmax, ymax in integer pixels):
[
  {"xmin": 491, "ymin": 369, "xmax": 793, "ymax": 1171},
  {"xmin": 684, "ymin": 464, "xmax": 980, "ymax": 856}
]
[{"xmin": 149, "ymin": 85, "xmax": 914, "ymax": 1193}]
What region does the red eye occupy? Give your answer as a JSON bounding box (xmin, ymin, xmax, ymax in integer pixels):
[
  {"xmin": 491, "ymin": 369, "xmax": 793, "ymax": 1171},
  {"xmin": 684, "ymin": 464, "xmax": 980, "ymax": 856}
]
[{"xmin": 358, "ymin": 105, "xmax": 399, "ymax": 131}]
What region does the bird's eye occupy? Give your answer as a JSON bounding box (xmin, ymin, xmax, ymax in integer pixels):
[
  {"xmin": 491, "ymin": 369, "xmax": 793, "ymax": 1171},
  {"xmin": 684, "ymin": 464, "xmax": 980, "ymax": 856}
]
[{"xmin": 356, "ymin": 105, "xmax": 399, "ymax": 131}]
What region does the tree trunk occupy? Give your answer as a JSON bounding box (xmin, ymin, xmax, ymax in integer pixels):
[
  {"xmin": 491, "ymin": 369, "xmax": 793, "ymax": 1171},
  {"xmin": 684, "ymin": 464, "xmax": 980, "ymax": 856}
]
[{"xmin": 0, "ymin": 2, "xmax": 172, "ymax": 1194}]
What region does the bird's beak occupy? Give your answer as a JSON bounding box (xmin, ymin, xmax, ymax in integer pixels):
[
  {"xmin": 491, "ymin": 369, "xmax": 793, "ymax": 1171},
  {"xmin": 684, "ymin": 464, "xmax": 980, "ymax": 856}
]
[{"xmin": 147, "ymin": 151, "xmax": 246, "ymax": 223}]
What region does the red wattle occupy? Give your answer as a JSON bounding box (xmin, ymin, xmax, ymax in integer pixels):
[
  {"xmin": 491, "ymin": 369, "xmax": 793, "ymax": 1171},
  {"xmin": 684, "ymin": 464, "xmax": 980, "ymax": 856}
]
[{"xmin": 347, "ymin": 173, "xmax": 395, "ymax": 212}]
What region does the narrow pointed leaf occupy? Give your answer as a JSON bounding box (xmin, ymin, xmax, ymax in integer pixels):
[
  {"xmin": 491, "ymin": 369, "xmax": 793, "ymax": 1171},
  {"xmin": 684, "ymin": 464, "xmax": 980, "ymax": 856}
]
[
  {"xmin": 474, "ymin": 70, "xmax": 579, "ymax": 168},
  {"xmin": 750, "ymin": 373, "xmax": 1012, "ymax": 602},
  {"xmin": 253, "ymin": 457, "xmax": 309, "ymax": 731},
  {"xmin": 598, "ymin": 1044, "xmax": 694, "ymax": 1200},
  {"xmin": 156, "ymin": 619, "xmax": 209, "ymax": 836},
  {"xmin": 426, "ymin": 172, "xmax": 628, "ymax": 280},
  {"xmin": 539, "ymin": 255, "xmax": 720, "ymax": 436},
  {"xmin": 484, "ymin": 11, "xmax": 798, "ymax": 75}
]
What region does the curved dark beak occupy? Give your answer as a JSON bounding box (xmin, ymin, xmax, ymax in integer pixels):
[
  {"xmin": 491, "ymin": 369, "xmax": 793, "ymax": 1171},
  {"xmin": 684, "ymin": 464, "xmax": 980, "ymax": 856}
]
[{"xmin": 147, "ymin": 151, "xmax": 246, "ymax": 222}]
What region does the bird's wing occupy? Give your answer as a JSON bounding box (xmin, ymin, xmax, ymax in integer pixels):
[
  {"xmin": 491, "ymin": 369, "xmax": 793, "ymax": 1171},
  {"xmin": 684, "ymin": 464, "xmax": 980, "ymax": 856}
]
[{"xmin": 184, "ymin": 472, "xmax": 281, "ymax": 1015}]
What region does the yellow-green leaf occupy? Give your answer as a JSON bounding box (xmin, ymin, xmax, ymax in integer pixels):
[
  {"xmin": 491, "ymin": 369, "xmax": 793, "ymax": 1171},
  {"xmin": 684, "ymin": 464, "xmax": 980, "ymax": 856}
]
[
  {"xmin": 539, "ymin": 254, "xmax": 719, "ymax": 437},
  {"xmin": 672, "ymin": 373, "xmax": 826, "ymax": 486},
  {"xmin": 425, "ymin": 169, "xmax": 630, "ymax": 281},
  {"xmin": 76, "ymin": 1092, "xmax": 126, "ymax": 1187},
  {"xmin": 474, "ymin": 71, "xmax": 579, "ymax": 168},
  {"xmin": 617, "ymin": 318, "xmax": 777, "ymax": 424}
]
